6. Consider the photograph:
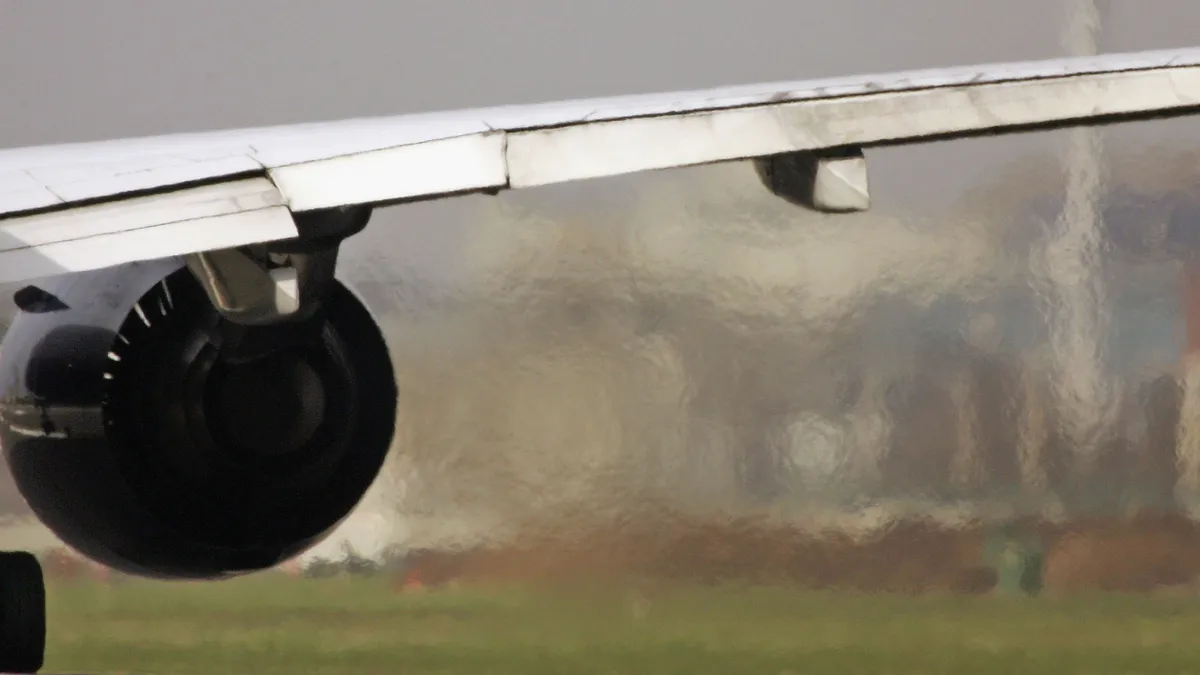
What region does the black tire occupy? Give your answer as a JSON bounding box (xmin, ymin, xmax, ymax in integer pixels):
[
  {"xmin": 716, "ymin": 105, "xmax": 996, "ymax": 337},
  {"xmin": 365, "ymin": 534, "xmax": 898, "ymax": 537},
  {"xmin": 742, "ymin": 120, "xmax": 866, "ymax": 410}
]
[{"xmin": 0, "ymin": 552, "xmax": 45, "ymax": 673}]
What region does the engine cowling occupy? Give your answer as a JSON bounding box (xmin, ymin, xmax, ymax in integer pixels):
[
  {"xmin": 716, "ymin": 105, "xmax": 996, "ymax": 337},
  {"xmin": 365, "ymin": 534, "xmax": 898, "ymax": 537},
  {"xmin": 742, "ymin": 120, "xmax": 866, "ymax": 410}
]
[{"xmin": 0, "ymin": 258, "xmax": 398, "ymax": 579}]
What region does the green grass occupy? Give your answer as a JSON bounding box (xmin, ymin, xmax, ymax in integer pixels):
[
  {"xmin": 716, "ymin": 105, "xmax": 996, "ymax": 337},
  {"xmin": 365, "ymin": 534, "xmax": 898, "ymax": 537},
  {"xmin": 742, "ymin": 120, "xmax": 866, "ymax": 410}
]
[{"xmin": 44, "ymin": 575, "xmax": 1200, "ymax": 674}]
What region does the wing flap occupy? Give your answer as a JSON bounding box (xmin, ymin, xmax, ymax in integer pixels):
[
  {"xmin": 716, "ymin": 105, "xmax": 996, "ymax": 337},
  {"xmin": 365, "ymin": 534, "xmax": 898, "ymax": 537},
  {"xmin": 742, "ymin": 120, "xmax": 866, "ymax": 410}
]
[
  {"xmin": 268, "ymin": 132, "xmax": 507, "ymax": 212},
  {"xmin": 0, "ymin": 178, "xmax": 296, "ymax": 284},
  {"xmin": 506, "ymin": 65, "xmax": 1200, "ymax": 187}
]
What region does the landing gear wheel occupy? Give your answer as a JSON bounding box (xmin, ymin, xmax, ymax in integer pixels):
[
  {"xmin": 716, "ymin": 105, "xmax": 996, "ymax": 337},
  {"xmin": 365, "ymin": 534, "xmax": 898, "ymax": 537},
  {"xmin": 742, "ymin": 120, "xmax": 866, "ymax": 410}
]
[{"xmin": 0, "ymin": 552, "xmax": 45, "ymax": 673}]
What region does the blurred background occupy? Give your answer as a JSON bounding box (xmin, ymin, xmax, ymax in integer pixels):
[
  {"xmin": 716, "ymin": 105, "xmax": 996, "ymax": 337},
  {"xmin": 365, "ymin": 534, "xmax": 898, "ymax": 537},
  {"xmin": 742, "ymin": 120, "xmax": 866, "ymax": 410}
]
[{"xmin": 4, "ymin": 0, "xmax": 1200, "ymax": 595}]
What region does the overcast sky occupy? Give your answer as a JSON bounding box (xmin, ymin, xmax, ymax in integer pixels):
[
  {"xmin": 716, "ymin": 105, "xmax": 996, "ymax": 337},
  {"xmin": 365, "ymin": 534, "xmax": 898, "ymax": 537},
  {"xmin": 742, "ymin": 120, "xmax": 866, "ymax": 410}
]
[{"xmin": 2, "ymin": 1, "xmax": 1199, "ymax": 281}]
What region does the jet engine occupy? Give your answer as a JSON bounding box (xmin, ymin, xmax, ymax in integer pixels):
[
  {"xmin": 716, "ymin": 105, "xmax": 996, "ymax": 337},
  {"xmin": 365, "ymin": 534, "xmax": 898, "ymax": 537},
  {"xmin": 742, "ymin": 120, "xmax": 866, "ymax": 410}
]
[{"xmin": 0, "ymin": 258, "xmax": 398, "ymax": 579}]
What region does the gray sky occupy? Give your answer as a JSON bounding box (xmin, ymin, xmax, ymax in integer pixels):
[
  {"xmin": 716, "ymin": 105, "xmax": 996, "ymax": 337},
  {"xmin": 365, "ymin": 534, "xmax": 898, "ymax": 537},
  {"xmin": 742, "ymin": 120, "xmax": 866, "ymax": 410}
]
[{"xmin": 2, "ymin": 1, "xmax": 1199, "ymax": 281}]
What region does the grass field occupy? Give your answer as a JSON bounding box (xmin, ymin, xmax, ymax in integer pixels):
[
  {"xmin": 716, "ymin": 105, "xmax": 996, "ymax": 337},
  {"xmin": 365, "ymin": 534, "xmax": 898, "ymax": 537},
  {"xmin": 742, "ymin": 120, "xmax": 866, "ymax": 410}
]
[{"xmin": 43, "ymin": 574, "xmax": 1200, "ymax": 675}]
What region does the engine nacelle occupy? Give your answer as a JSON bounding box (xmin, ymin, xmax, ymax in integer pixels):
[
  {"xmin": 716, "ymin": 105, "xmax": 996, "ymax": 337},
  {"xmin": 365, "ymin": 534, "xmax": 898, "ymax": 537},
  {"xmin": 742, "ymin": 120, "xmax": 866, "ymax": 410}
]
[{"xmin": 0, "ymin": 258, "xmax": 398, "ymax": 579}]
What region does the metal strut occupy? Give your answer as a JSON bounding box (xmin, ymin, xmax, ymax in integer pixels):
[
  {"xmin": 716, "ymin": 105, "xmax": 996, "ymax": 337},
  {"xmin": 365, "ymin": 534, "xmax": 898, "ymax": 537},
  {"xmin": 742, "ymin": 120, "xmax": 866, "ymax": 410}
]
[{"xmin": 184, "ymin": 205, "xmax": 371, "ymax": 326}]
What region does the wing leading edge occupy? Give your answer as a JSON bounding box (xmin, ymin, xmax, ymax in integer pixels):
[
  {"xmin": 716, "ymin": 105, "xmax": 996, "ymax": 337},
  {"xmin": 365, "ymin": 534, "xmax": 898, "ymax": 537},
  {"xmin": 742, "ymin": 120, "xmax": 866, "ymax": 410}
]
[{"xmin": 4, "ymin": 47, "xmax": 1200, "ymax": 284}]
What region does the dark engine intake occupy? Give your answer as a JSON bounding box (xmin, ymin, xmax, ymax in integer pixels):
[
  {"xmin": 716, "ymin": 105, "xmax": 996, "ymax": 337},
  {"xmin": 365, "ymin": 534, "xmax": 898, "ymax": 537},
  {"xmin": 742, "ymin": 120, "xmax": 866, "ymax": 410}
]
[{"xmin": 0, "ymin": 258, "xmax": 398, "ymax": 579}]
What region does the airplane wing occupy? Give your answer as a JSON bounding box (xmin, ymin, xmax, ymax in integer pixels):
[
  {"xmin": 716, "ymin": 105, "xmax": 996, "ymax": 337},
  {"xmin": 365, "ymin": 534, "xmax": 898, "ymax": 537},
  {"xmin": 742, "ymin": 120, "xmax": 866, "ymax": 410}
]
[{"xmin": 4, "ymin": 47, "xmax": 1200, "ymax": 285}]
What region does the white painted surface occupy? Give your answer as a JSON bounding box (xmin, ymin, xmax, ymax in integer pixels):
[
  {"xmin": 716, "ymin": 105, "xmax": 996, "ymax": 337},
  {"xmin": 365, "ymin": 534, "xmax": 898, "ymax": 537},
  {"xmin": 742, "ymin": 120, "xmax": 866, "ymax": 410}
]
[
  {"xmin": 269, "ymin": 132, "xmax": 508, "ymax": 212},
  {"xmin": 506, "ymin": 66, "xmax": 1200, "ymax": 186},
  {"xmin": 0, "ymin": 179, "xmax": 296, "ymax": 283},
  {"xmin": 1, "ymin": 48, "xmax": 1200, "ymax": 284},
  {"xmin": 5, "ymin": 48, "xmax": 1200, "ymax": 214},
  {"xmin": 811, "ymin": 153, "xmax": 871, "ymax": 213},
  {"xmin": 24, "ymin": 155, "xmax": 266, "ymax": 205}
]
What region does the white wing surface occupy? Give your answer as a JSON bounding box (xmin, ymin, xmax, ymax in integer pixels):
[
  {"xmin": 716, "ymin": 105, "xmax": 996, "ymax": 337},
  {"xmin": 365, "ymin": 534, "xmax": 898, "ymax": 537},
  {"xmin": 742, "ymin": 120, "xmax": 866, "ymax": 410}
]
[{"xmin": 3, "ymin": 47, "xmax": 1200, "ymax": 284}]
